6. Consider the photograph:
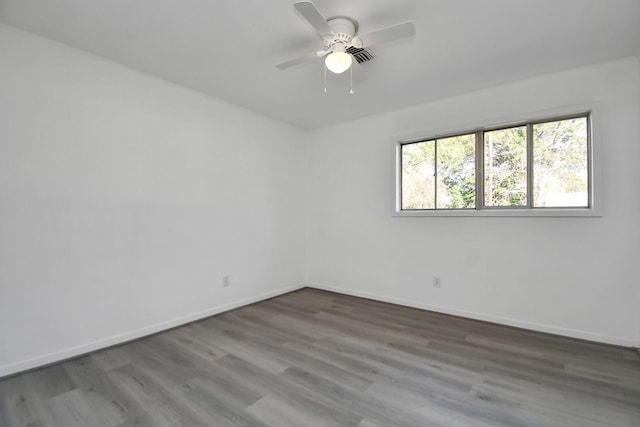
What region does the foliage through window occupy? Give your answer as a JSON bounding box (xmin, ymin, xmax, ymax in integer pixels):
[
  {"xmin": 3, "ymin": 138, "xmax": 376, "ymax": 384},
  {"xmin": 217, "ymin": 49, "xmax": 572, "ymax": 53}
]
[{"xmin": 399, "ymin": 115, "xmax": 590, "ymax": 212}]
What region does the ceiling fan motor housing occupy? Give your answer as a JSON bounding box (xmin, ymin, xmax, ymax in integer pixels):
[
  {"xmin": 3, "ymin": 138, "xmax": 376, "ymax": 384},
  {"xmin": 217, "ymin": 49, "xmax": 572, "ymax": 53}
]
[{"xmin": 324, "ymin": 17, "xmax": 357, "ymax": 47}]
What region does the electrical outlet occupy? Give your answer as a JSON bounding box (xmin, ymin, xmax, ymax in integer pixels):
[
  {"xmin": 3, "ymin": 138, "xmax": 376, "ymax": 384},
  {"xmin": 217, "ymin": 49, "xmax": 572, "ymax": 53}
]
[
  {"xmin": 433, "ymin": 276, "xmax": 441, "ymax": 288},
  {"xmin": 222, "ymin": 276, "xmax": 231, "ymax": 288}
]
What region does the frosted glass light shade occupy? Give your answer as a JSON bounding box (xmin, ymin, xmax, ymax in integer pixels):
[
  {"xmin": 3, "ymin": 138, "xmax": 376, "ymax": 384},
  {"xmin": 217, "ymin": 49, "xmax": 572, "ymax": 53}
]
[{"xmin": 325, "ymin": 52, "xmax": 352, "ymax": 74}]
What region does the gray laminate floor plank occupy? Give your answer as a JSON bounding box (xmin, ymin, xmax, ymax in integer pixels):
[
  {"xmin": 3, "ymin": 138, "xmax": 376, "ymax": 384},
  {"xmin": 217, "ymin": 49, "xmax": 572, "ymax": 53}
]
[{"xmin": 1, "ymin": 288, "xmax": 639, "ymax": 426}]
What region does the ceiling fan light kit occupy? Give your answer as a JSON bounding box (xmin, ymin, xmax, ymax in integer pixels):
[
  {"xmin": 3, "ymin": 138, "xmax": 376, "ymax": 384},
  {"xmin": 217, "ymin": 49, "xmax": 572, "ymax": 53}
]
[
  {"xmin": 325, "ymin": 50, "xmax": 352, "ymax": 74},
  {"xmin": 277, "ymin": 1, "xmax": 416, "ymax": 93}
]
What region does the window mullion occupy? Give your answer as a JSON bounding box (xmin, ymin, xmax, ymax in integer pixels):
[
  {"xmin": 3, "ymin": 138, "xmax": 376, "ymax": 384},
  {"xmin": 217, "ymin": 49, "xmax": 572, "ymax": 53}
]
[
  {"xmin": 526, "ymin": 123, "xmax": 534, "ymax": 208},
  {"xmin": 433, "ymin": 139, "xmax": 438, "ymax": 209},
  {"xmin": 476, "ymin": 130, "xmax": 484, "ymax": 210}
]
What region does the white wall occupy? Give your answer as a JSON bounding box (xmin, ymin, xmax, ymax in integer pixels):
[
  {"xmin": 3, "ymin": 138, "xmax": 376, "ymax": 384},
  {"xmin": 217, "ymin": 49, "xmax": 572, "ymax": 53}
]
[
  {"xmin": 307, "ymin": 57, "xmax": 640, "ymax": 347},
  {"xmin": 0, "ymin": 24, "xmax": 307, "ymax": 377}
]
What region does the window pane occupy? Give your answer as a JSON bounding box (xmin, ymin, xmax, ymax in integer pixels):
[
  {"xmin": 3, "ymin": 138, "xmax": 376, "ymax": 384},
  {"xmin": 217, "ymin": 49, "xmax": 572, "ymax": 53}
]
[
  {"xmin": 436, "ymin": 134, "xmax": 476, "ymax": 209},
  {"xmin": 484, "ymin": 126, "xmax": 527, "ymax": 207},
  {"xmin": 533, "ymin": 117, "xmax": 588, "ymax": 207},
  {"xmin": 401, "ymin": 141, "xmax": 435, "ymax": 209}
]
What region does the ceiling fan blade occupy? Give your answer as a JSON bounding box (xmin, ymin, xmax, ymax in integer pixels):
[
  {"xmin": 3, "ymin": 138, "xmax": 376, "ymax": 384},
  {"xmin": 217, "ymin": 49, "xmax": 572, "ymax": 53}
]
[
  {"xmin": 276, "ymin": 52, "xmax": 320, "ymax": 70},
  {"xmin": 293, "ymin": 1, "xmax": 333, "ymax": 38},
  {"xmin": 360, "ymin": 21, "xmax": 415, "ymax": 48}
]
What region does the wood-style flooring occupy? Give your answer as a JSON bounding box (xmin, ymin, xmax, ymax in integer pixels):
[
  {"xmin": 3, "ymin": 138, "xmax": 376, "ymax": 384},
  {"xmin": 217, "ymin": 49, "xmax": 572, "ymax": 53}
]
[{"xmin": 1, "ymin": 288, "xmax": 639, "ymax": 426}]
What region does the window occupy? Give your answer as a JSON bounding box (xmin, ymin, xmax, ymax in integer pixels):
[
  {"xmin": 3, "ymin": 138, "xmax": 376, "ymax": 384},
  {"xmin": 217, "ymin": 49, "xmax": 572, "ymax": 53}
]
[
  {"xmin": 397, "ymin": 114, "xmax": 592, "ymax": 215},
  {"xmin": 532, "ymin": 118, "xmax": 589, "ymax": 207},
  {"xmin": 484, "ymin": 126, "xmax": 527, "ymax": 207},
  {"xmin": 401, "ymin": 133, "xmax": 476, "ymax": 210}
]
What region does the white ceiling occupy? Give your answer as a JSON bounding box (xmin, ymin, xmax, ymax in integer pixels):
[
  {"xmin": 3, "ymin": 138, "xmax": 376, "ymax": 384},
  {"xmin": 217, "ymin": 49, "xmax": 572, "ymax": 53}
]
[{"xmin": 1, "ymin": 0, "xmax": 639, "ymax": 129}]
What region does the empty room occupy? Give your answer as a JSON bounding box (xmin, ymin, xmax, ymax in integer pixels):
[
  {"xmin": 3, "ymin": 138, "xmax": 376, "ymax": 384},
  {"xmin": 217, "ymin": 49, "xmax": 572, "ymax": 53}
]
[{"xmin": 1, "ymin": 0, "xmax": 639, "ymax": 426}]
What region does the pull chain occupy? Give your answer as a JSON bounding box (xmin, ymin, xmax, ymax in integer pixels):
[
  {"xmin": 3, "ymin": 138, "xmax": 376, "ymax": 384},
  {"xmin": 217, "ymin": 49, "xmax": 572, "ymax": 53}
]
[
  {"xmin": 349, "ymin": 66, "xmax": 354, "ymax": 95},
  {"xmin": 322, "ymin": 63, "xmax": 355, "ymax": 95},
  {"xmin": 323, "ymin": 65, "xmax": 327, "ymax": 93}
]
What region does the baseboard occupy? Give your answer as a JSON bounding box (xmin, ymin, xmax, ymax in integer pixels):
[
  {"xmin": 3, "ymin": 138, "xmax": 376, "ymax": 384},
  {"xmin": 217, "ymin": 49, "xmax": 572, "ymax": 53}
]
[
  {"xmin": 307, "ymin": 283, "xmax": 638, "ymax": 348},
  {"xmin": 0, "ymin": 283, "xmax": 306, "ymax": 379}
]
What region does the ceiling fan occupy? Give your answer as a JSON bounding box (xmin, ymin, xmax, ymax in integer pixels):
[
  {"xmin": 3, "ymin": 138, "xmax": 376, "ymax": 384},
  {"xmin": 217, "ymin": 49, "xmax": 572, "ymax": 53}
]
[{"xmin": 277, "ymin": 1, "xmax": 416, "ymax": 75}]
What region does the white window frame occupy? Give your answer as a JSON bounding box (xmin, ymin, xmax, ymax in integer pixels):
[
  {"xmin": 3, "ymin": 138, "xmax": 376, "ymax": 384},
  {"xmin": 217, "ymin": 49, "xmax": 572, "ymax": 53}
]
[{"xmin": 392, "ymin": 105, "xmax": 602, "ymax": 217}]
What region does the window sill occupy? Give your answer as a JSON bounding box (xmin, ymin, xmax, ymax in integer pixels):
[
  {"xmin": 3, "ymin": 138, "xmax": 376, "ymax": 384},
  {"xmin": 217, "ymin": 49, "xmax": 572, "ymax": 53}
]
[{"xmin": 392, "ymin": 208, "xmax": 602, "ymax": 217}]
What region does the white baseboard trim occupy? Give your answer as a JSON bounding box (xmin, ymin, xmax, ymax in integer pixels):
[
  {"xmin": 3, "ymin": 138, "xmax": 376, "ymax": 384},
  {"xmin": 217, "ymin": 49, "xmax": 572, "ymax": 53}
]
[
  {"xmin": 0, "ymin": 283, "xmax": 305, "ymax": 379},
  {"xmin": 307, "ymin": 283, "xmax": 638, "ymax": 348}
]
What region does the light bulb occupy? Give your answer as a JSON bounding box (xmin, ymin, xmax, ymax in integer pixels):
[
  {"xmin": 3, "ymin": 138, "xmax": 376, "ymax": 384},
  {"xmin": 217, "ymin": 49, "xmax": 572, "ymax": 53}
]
[{"xmin": 325, "ymin": 52, "xmax": 352, "ymax": 74}]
